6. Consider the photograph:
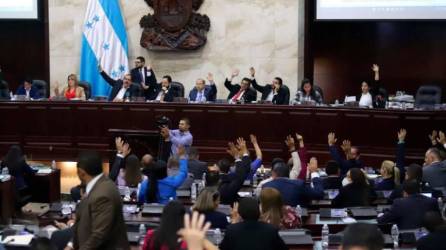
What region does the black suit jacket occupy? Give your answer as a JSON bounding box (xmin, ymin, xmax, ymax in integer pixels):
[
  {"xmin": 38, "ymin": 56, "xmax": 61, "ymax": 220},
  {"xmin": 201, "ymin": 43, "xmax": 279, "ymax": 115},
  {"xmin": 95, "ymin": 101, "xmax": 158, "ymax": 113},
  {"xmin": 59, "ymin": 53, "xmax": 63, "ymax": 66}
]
[
  {"xmin": 417, "ymin": 227, "xmax": 446, "ymax": 250},
  {"xmin": 251, "ymin": 79, "xmax": 288, "ymax": 105},
  {"xmin": 130, "ymin": 67, "xmax": 157, "ymax": 99},
  {"xmin": 218, "ymin": 156, "xmax": 251, "ymax": 205},
  {"xmin": 109, "ymin": 155, "xmax": 125, "ymax": 183},
  {"xmin": 187, "ymin": 159, "xmax": 208, "ymax": 179},
  {"xmin": 220, "ymin": 221, "xmax": 288, "ymax": 250},
  {"xmin": 322, "ymin": 176, "xmax": 342, "ymax": 190},
  {"xmin": 332, "ymin": 184, "xmax": 376, "ymax": 208},
  {"xmin": 147, "ymin": 84, "xmax": 176, "ymax": 102},
  {"xmin": 224, "ymin": 79, "xmax": 257, "ymax": 103},
  {"xmin": 100, "ymin": 71, "xmax": 139, "ymax": 101},
  {"xmin": 377, "ymin": 194, "xmax": 439, "ymax": 230}
]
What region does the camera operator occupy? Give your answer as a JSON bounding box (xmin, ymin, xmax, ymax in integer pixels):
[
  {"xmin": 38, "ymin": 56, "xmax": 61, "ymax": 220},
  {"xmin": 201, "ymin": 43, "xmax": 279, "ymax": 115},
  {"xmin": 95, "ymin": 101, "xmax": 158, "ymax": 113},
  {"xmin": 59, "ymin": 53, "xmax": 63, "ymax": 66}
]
[{"xmin": 160, "ymin": 117, "xmax": 193, "ymax": 157}]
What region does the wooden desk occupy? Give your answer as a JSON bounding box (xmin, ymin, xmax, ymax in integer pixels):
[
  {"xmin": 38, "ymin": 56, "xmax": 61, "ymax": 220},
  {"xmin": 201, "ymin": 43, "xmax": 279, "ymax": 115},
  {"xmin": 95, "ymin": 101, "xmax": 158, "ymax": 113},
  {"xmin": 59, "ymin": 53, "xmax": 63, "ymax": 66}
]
[
  {"xmin": 0, "ymin": 101, "xmax": 443, "ymax": 166},
  {"xmin": 0, "ymin": 177, "xmax": 15, "ymax": 223}
]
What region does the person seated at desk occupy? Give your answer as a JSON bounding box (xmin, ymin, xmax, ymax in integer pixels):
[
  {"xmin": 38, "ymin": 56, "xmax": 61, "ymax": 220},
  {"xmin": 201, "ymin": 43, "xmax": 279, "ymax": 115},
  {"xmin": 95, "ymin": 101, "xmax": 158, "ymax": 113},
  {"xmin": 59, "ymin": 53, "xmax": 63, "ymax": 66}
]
[
  {"xmin": 322, "ymin": 160, "xmax": 343, "ymax": 190},
  {"xmin": 417, "ymin": 211, "xmax": 446, "ymax": 250},
  {"xmin": 332, "ymin": 168, "xmax": 376, "ymax": 208},
  {"xmin": 423, "ymin": 147, "xmax": 446, "ymax": 189},
  {"xmin": 262, "ymin": 160, "xmax": 324, "ymax": 207},
  {"xmin": 220, "ymin": 197, "xmax": 287, "ymax": 250},
  {"xmin": 0, "ymin": 145, "xmax": 37, "ymax": 205},
  {"xmin": 341, "ymin": 223, "xmax": 384, "ymax": 250},
  {"xmin": 0, "ymin": 66, "xmax": 10, "ymax": 100},
  {"xmin": 54, "ymin": 74, "xmax": 86, "ymax": 100},
  {"xmin": 328, "ymin": 132, "xmax": 364, "ymax": 176},
  {"xmin": 138, "ymin": 146, "xmax": 188, "ymax": 204},
  {"xmin": 249, "ymin": 67, "xmax": 288, "ymax": 105},
  {"xmin": 187, "ymin": 147, "xmax": 208, "ymax": 180},
  {"xmin": 224, "ymin": 69, "xmax": 257, "ymax": 104},
  {"xmin": 374, "ymin": 160, "xmax": 400, "ymax": 191},
  {"xmin": 98, "ymin": 65, "xmax": 138, "ymax": 102},
  {"xmin": 206, "ymin": 138, "xmax": 251, "ymax": 205},
  {"xmin": 192, "ymin": 188, "xmax": 230, "ymax": 229},
  {"xmin": 260, "ymin": 188, "xmax": 300, "ymax": 229},
  {"xmin": 130, "ymin": 56, "xmax": 157, "ymax": 99},
  {"xmin": 148, "ymin": 75, "xmax": 177, "ymax": 102},
  {"xmin": 188, "ymin": 73, "xmax": 217, "ymax": 103},
  {"xmin": 377, "ymin": 180, "xmax": 439, "ymax": 230},
  {"xmin": 356, "ymin": 64, "xmax": 383, "ymax": 108},
  {"xmin": 16, "ymin": 78, "xmax": 40, "ymax": 99},
  {"xmin": 358, "ymin": 81, "xmax": 373, "ymax": 108},
  {"xmin": 294, "ymin": 78, "xmax": 322, "ymax": 104}
]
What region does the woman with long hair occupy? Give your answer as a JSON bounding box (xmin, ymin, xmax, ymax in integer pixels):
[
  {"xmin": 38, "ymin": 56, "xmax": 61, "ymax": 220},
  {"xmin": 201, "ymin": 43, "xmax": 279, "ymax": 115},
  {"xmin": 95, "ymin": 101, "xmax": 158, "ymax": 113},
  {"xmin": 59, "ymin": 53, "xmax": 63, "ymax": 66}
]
[
  {"xmin": 294, "ymin": 78, "xmax": 322, "ymax": 104},
  {"xmin": 54, "ymin": 74, "xmax": 86, "ymax": 100},
  {"xmin": 259, "ymin": 188, "xmax": 300, "ymax": 229},
  {"xmin": 193, "ymin": 188, "xmax": 229, "ymax": 229},
  {"xmin": 374, "ymin": 160, "xmax": 401, "ymax": 191},
  {"xmin": 1, "ymin": 145, "xmax": 36, "ymax": 191},
  {"xmin": 332, "ymin": 168, "xmax": 376, "ymax": 208},
  {"xmin": 115, "ymin": 154, "xmax": 144, "ymax": 187}
]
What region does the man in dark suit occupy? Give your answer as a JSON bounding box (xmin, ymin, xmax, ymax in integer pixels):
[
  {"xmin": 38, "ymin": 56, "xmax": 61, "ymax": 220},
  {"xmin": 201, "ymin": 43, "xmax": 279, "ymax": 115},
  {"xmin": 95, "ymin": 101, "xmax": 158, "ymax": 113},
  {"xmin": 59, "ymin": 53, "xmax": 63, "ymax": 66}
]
[
  {"xmin": 328, "ymin": 132, "xmax": 364, "ymax": 176},
  {"xmin": 341, "ymin": 223, "xmax": 384, "ymax": 250},
  {"xmin": 249, "ymin": 67, "xmax": 288, "ymax": 105},
  {"xmin": 187, "ymin": 147, "xmax": 208, "ymax": 179},
  {"xmin": 423, "ymin": 148, "xmax": 446, "ymax": 188},
  {"xmin": 417, "ymin": 212, "xmax": 446, "ymax": 250},
  {"xmin": 263, "ymin": 162, "xmax": 324, "ymax": 206},
  {"xmin": 16, "ymin": 79, "xmax": 40, "ymax": 99},
  {"xmin": 147, "ymin": 75, "xmax": 177, "ymax": 102},
  {"xmin": 322, "ymin": 160, "xmax": 342, "ymax": 190},
  {"xmin": 130, "ymin": 56, "xmax": 157, "ymax": 100},
  {"xmin": 0, "ymin": 66, "xmax": 10, "ymax": 100},
  {"xmin": 67, "ymin": 151, "xmax": 129, "ymax": 250},
  {"xmin": 224, "ymin": 69, "xmax": 257, "ymax": 103},
  {"xmin": 188, "ymin": 73, "xmax": 217, "ymax": 103},
  {"xmin": 220, "ymin": 197, "xmax": 287, "ymax": 250},
  {"xmin": 377, "ymin": 180, "xmax": 439, "ymax": 230},
  {"xmin": 98, "ymin": 65, "xmax": 139, "ymax": 102}
]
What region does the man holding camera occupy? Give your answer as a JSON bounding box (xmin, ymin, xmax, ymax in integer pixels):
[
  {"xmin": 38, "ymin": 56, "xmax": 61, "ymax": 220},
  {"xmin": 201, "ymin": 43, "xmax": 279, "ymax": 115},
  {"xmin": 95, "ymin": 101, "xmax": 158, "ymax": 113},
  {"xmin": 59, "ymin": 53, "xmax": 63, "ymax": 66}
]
[{"xmin": 160, "ymin": 118, "xmax": 193, "ymax": 156}]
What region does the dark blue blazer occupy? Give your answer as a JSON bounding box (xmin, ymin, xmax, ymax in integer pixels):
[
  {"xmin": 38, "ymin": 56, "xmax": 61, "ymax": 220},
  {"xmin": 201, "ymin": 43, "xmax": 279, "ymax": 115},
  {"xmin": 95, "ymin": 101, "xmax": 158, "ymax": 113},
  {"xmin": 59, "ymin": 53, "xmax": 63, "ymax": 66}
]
[
  {"xmin": 374, "ymin": 178, "xmax": 396, "ymax": 191},
  {"xmin": 16, "ymin": 85, "xmax": 40, "ymax": 99},
  {"xmin": 263, "ymin": 177, "xmax": 324, "ymax": 206},
  {"xmin": 377, "ymin": 194, "xmax": 439, "ymax": 230},
  {"xmin": 203, "ymin": 210, "xmax": 229, "ymax": 229},
  {"xmin": 329, "ymin": 145, "xmax": 364, "ymax": 176},
  {"xmin": 188, "ymin": 85, "xmax": 217, "ymax": 102},
  {"xmin": 130, "ymin": 67, "xmax": 157, "ymax": 100}
]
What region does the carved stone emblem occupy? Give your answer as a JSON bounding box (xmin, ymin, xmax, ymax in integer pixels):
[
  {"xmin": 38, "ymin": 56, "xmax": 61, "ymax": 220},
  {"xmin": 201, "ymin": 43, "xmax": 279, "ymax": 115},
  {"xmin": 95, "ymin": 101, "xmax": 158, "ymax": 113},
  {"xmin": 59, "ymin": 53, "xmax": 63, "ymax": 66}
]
[{"xmin": 140, "ymin": 0, "xmax": 210, "ymax": 51}]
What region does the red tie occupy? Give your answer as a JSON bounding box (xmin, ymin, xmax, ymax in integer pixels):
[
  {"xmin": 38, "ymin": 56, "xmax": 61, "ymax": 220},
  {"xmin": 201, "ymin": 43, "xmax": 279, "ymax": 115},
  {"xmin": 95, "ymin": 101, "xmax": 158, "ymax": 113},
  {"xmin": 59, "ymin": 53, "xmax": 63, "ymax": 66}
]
[{"xmin": 232, "ymin": 90, "xmax": 243, "ymax": 102}]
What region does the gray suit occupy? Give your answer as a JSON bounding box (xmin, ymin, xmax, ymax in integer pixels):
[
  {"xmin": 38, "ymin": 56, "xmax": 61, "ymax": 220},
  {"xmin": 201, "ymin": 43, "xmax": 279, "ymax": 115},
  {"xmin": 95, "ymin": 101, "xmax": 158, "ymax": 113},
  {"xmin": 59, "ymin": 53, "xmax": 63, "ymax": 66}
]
[
  {"xmin": 423, "ymin": 161, "xmax": 446, "ymax": 188},
  {"xmin": 73, "ymin": 175, "xmax": 129, "ymax": 250}
]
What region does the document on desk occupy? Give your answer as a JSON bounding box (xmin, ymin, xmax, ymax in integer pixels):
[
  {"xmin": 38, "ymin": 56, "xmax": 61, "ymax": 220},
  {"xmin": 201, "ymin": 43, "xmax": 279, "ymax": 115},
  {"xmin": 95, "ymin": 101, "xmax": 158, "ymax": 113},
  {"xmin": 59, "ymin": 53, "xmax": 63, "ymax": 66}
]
[
  {"xmin": 37, "ymin": 168, "xmax": 53, "ymax": 174},
  {"xmin": 2, "ymin": 234, "xmax": 34, "ymax": 246}
]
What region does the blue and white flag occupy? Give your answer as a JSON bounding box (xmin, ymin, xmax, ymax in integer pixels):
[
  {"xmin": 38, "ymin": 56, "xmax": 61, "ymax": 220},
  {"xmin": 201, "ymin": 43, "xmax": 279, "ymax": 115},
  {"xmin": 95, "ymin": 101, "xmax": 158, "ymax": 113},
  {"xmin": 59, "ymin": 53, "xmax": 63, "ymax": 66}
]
[{"xmin": 80, "ymin": 0, "xmax": 129, "ymax": 97}]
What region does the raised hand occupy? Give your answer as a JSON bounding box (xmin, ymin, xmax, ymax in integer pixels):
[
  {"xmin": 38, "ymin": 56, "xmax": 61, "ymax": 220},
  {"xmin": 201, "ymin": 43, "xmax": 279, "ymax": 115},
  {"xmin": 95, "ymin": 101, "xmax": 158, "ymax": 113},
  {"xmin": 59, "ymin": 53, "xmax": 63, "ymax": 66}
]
[
  {"xmin": 178, "ymin": 212, "xmax": 211, "ymax": 250},
  {"xmin": 285, "ymin": 135, "xmax": 296, "ymax": 151},
  {"xmin": 250, "ymin": 134, "xmax": 258, "ymax": 145},
  {"xmin": 207, "ymin": 72, "xmax": 214, "ymax": 82},
  {"xmin": 429, "ymin": 130, "xmax": 438, "ymax": 145},
  {"xmin": 160, "ymin": 126, "xmax": 170, "ymax": 140},
  {"xmin": 226, "ymin": 142, "xmax": 239, "ymax": 158},
  {"xmin": 230, "ymin": 202, "xmax": 241, "ymax": 224},
  {"xmin": 115, "ymin": 137, "xmax": 124, "ymax": 152},
  {"xmin": 231, "ymin": 69, "xmax": 240, "ymax": 79},
  {"xmin": 237, "ymin": 137, "xmax": 248, "ymax": 155},
  {"xmin": 296, "ymin": 133, "xmax": 304, "ymax": 148},
  {"xmin": 341, "ymin": 140, "xmax": 351, "ymax": 153},
  {"xmin": 398, "ymin": 129, "xmax": 407, "ymax": 143},
  {"xmin": 308, "ymin": 157, "xmax": 319, "ymax": 173},
  {"xmin": 249, "ymin": 67, "xmax": 255, "ymax": 77},
  {"xmin": 372, "ymin": 64, "xmax": 379, "ymax": 72},
  {"xmin": 328, "ymin": 132, "xmax": 337, "ymax": 146},
  {"xmin": 122, "ymin": 142, "xmax": 131, "ymax": 157},
  {"xmin": 437, "ymin": 131, "xmax": 446, "ymax": 145}
]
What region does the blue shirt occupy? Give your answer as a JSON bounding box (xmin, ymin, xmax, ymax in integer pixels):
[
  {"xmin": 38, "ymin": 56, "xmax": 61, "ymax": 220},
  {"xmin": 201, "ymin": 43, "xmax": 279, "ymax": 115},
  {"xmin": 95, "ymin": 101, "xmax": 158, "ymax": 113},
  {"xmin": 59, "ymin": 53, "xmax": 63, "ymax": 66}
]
[
  {"xmin": 169, "ymin": 129, "xmax": 193, "ymax": 155},
  {"xmin": 138, "ymin": 159, "xmax": 188, "ymax": 204}
]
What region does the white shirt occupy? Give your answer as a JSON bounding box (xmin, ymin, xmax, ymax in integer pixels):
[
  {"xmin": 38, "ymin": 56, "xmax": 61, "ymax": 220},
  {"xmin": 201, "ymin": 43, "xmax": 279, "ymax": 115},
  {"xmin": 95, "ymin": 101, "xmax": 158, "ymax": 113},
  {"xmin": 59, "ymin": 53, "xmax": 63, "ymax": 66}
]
[
  {"xmin": 265, "ymin": 90, "xmax": 274, "ymax": 102},
  {"xmin": 155, "ymin": 90, "xmax": 164, "ymax": 101},
  {"xmin": 85, "ymin": 173, "xmax": 103, "ymax": 196},
  {"xmin": 359, "ymin": 92, "xmax": 373, "ymax": 107},
  {"xmin": 25, "ymin": 89, "xmax": 31, "ymax": 98},
  {"xmin": 140, "ymin": 68, "xmax": 146, "ymax": 83},
  {"xmin": 115, "ymin": 87, "xmax": 127, "ymax": 100},
  {"xmin": 195, "ymin": 90, "xmax": 206, "ymax": 102}
]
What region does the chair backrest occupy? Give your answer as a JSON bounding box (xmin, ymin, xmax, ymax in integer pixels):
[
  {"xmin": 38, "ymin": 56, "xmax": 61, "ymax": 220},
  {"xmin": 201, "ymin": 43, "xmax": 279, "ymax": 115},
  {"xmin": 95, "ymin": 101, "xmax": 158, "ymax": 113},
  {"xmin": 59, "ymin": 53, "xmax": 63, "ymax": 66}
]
[
  {"xmin": 170, "ymin": 82, "xmax": 185, "ymax": 98},
  {"xmin": 131, "ymin": 83, "xmax": 143, "ymax": 97},
  {"xmin": 415, "ymin": 85, "xmax": 442, "ymax": 106},
  {"xmin": 282, "ymin": 85, "xmax": 290, "ymax": 104},
  {"xmin": 0, "ymin": 80, "xmax": 10, "ymax": 99},
  {"xmin": 32, "ymin": 80, "xmax": 49, "ymax": 98},
  {"xmin": 78, "ymin": 81, "xmax": 92, "ymax": 99},
  {"xmin": 314, "ymin": 85, "xmax": 324, "ymax": 102}
]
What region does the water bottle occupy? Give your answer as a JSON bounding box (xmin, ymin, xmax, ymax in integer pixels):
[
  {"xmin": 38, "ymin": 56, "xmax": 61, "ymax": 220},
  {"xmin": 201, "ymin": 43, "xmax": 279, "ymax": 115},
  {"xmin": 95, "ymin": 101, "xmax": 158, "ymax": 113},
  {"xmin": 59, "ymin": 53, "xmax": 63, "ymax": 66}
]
[
  {"xmin": 438, "ymin": 197, "xmax": 444, "ymax": 212},
  {"xmin": 51, "ymin": 160, "xmax": 57, "ymax": 170},
  {"xmin": 191, "ymin": 182, "xmax": 197, "ymax": 201},
  {"xmin": 252, "ymin": 174, "xmax": 258, "ymax": 187},
  {"xmin": 202, "ymin": 172, "xmax": 206, "ymax": 187},
  {"xmin": 124, "ymin": 186, "xmax": 131, "ymax": 200},
  {"xmin": 139, "ymin": 224, "xmax": 147, "ymax": 246},
  {"xmin": 295, "ymin": 205, "xmax": 302, "ymax": 219},
  {"xmin": 391, "ymin": 224, "xmax": 399, "ymax": 248},
  {"xmin": 214, "ymin": 228, "xmax": 222, "ymax": 245},
  {"xmin": 321, "ymin": 224, "xmax": 329, "ymax": 249}
]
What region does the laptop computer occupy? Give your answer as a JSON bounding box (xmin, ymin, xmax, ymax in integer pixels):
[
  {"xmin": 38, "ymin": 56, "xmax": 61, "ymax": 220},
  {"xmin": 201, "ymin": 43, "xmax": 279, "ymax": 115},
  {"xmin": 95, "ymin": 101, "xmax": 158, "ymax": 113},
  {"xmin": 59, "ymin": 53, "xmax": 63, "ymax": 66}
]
[
  {"xmin": 350, "ymin": 208, "xmax": 378, "ymax": 218},
  {"xmin": 141, "ymin": 204, "xmax": 165, "ymax": 216}
]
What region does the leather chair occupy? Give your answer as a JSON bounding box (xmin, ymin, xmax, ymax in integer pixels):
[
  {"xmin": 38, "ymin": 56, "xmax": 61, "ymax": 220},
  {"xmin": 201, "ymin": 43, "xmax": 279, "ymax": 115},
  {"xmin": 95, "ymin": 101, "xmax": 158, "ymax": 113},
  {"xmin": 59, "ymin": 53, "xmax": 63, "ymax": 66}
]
[
  {"xmin": 415, "ymin": 85, "xmax": 442, "ymax": 106},
  {"xmin": 170, "ymin": 82, "xmax": 185, "ymax": 98},
  {"xmin": 282, "ymin": 85, "xmax": 290, "ymax": 104},
  {"xmin": 32, "ymin": 80, "xmax": 49, "ymax": 98},
  {"xmin": 314, "ymin": 85, "xmax": 324, "ymax": 103},
  {"xmin": 78, "ymin": 81, "xmax": 92, "ymax": 100},
  {"xmin": 0, "ymin": 80, "xmax": 10, "ymax": 100},
  {"xmin": 131, "ymin": 83, "xmax": 143, "ymax": 98}
]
